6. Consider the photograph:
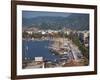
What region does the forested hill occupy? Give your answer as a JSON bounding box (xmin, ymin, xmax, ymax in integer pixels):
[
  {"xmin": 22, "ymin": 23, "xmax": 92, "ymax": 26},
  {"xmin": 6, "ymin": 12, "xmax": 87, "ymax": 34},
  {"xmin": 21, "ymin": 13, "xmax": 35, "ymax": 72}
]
[{"xmin": 22, "ymin": 14, "xmax": 89, "ymax": 30}]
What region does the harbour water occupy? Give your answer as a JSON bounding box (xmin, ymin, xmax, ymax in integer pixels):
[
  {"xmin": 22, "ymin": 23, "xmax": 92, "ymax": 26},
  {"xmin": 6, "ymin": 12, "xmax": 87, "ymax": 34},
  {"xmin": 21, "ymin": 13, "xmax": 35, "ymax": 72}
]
[{"xmin": 22, "ymin": 40, "xmax": 61, "ymax": 62}]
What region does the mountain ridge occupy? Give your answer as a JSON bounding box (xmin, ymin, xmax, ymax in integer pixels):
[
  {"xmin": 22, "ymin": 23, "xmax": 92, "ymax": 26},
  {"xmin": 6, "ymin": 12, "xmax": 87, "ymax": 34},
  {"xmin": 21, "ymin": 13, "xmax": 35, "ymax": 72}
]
[{"xmin": 22, "ymin": 14, "xmax": 89, "ymax": 30}]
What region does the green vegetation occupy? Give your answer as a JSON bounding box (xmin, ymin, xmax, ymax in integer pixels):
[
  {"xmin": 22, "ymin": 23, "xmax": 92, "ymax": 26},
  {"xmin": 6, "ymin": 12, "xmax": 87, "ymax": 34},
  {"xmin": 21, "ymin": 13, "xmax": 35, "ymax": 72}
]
[
  {"xmin": 31, "ymin": 33, "xmax": 42, "ymax": 39},
  {"xmin": 22, "ymin": 31, "xmax": 29, "ymax": 38},
  {"xmin": 66, "ymin": 34, "xmax": 89, "ymax": 59}
]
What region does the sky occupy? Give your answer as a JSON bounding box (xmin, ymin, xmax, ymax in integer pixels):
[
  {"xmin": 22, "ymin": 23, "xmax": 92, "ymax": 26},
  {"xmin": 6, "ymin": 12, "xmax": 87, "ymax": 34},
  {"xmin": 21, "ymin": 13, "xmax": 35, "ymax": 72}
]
[{"xmin": 22, "ymin": 11, "xmax": 72, "ymax": 18}]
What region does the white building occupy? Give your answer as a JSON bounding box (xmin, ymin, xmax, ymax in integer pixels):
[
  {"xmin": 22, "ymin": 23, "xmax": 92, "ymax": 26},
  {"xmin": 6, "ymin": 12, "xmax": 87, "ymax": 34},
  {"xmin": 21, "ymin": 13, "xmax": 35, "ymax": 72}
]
[
  {"xmin": 26, "ymin": 31, "xmax": 33, "ymax": 34},
  {"xmin": 35, "ymin": 57, "xmax": 43, "ymax": 62}
]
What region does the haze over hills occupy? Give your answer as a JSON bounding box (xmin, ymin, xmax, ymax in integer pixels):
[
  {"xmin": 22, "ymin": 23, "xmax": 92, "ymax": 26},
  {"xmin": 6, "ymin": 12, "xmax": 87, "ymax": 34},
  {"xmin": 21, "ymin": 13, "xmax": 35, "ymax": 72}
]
[{"xmin": 22, "ymin": 14, "xmax": 89, "ymax": 30}]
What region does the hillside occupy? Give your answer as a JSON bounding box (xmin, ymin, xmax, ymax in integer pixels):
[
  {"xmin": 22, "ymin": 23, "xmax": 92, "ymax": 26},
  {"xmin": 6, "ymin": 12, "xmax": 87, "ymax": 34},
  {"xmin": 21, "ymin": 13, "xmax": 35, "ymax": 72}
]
[{"xmin": 22, "ymin": 14, "xmax": 89, "ymax": 30}]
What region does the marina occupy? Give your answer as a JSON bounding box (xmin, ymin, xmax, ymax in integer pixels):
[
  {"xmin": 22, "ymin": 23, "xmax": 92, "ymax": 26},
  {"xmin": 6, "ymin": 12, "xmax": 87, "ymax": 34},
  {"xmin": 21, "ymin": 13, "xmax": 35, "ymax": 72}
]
[{"xmin": 22, "ymin": 37, "xmax": 87, "ymax": 69}]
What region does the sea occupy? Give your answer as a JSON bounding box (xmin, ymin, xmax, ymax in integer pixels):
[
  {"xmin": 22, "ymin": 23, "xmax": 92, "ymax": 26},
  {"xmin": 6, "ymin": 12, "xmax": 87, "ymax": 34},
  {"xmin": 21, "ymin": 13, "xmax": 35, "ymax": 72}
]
[{"xmin": 22, "ymin": 40, "xmax": 60, "ymax": 62}]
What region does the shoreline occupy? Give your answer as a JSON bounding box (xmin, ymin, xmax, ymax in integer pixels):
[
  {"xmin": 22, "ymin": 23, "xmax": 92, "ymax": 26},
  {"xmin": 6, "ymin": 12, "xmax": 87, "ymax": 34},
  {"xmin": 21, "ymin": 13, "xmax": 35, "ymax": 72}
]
[{"xmin": 22, "ymin": 38, "xmax": 53, "ymax": 41}]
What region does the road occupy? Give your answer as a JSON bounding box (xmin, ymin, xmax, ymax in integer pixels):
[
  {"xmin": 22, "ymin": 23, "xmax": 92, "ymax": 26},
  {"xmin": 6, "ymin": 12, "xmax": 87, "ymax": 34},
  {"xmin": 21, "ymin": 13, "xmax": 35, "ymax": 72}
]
[{"xmin": 65, "ymin": 38, "xmax": 83, "ymax": 61}]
